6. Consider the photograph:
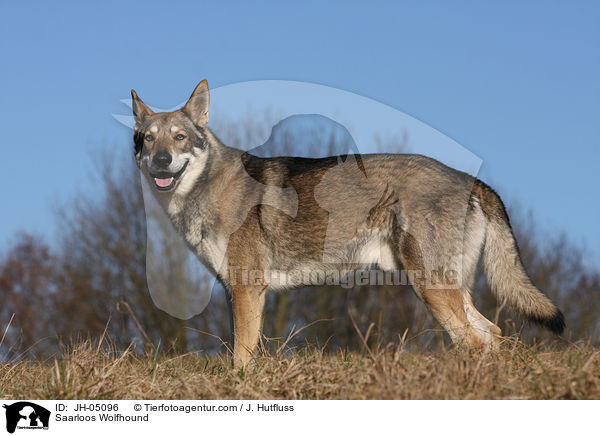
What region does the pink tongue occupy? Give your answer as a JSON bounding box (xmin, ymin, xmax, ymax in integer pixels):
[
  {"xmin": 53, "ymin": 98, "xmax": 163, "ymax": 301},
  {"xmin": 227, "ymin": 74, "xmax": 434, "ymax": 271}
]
[{"xmin": 155, "ymin": 177, "xmax": 174, "ymax": 188}]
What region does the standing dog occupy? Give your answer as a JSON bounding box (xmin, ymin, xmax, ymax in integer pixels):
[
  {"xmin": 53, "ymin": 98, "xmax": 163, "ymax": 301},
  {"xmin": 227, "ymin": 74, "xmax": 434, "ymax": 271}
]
[{"xmin": 131, "ymin": 80, "xmax": 564, "ymax": 368}]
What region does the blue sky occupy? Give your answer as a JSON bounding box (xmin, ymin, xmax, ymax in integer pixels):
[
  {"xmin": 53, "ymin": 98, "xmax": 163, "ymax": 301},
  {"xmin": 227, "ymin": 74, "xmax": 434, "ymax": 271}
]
[{"xmin": 0, "ymin": 1, "xmax": 598, "ymax": 265}]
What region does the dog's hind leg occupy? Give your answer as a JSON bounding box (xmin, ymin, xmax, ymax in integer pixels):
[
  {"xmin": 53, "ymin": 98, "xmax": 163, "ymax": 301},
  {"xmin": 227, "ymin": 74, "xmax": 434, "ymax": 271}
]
[
  {"xmin": 457, "ymin": 201, "xmax": 502, "ymax": 346},
  {"xmin": 396, "ymin": 230, "xmax": 487, "ymax": 348},
  {"xmin": 420, "ymin": 287, "xmax": 488, "ymax": 348},
  {"xmin": 461, "ymin": 291, "xmax": 502, "ymax": 345}
]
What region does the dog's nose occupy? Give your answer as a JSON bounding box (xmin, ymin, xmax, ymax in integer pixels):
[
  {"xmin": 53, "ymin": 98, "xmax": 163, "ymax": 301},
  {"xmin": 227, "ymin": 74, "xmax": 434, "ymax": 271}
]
[{"xmin": 153, "ymin": 150, "xmax": 172, "ymax": 168}]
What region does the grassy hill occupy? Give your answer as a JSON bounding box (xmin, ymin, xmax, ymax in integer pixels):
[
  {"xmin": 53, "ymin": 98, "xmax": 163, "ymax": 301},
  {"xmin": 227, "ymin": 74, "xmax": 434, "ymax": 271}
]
[{"xmin": 1, "ymin": 338, "xmax": 598, "ymax": 400}]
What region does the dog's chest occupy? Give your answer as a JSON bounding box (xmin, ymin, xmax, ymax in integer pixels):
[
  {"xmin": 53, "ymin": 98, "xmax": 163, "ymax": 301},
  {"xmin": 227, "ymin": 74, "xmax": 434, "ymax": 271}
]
[{"xmin": 185, "ymin": 220, "xmax": 225, "ymax": 274}]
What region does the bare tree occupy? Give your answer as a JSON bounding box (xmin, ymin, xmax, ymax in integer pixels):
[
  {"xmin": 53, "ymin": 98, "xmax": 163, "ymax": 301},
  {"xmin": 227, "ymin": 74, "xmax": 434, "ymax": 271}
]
[{"xmin": 0, "ymin": 234, "xmax": 57, "ymax": 358}]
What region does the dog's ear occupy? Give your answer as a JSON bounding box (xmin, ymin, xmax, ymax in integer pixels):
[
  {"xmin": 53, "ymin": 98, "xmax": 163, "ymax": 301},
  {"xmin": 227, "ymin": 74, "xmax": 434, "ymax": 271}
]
[
  {"xmin": 183, "ymin": 80, "xmax": 209, "ymax": 126},
  {"xmin": 131, "ymin": 90, "xmax": 154, "ymax": 128}
]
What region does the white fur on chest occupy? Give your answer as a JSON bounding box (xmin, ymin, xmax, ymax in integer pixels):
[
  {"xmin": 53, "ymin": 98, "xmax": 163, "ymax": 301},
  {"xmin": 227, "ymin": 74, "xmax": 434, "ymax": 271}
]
[{"xmin": 185, "ymin": 223, "xmax": 228, "ymax": 276}]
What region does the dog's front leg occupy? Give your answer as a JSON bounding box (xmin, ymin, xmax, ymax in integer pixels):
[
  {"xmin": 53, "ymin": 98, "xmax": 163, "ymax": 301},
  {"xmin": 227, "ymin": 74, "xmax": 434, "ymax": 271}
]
[{"xmin": 231, "ymin": 284, "xmax": 266, "ymax": 369}]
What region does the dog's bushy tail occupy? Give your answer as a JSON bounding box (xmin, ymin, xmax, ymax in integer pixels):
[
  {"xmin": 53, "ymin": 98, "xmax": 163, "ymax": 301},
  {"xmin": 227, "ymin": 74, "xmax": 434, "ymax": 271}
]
[{"xmin": 474, "ymin": 180, "xmax": 565, "ymax": 334}]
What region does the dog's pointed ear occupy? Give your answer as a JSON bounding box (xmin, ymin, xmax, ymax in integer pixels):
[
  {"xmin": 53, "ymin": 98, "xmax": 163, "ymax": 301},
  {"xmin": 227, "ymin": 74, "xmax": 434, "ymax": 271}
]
[
  {"xmin": 183, "ymin": 80, "xmax": 209, "ymax": 126},
  {"xmin": 131, "ymin": 89, "xmax": 154, "ymax": 128}
]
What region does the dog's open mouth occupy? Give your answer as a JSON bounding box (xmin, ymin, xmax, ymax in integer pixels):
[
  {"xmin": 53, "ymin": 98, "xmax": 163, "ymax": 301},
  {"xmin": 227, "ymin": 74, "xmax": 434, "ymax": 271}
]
[{"xmin": 150, "ymin": 161, "xmax": 188, "ymax": 192}]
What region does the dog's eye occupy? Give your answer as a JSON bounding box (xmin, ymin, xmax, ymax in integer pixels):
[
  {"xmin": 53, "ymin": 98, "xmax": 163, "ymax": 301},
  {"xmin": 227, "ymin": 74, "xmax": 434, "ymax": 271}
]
[
  {"xmin": 175, "ymin": 134, "xmax": 186, "ymax": 141},
  {"xmin": 145, "ymin": 134, "xmax": 154, "ymax": 142}
]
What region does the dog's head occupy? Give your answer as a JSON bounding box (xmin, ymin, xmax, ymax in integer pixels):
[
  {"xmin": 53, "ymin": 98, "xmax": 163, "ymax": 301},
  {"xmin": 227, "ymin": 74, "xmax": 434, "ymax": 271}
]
[{"xmin": 131, "ymin": 80, "xmax": 211, "ymax": 193}]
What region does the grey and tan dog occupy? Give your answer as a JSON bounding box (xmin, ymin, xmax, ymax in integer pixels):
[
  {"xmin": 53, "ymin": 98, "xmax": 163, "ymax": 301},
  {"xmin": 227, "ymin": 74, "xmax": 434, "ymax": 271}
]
[{"xmin": 131, "ymin": 80, "xmax": 564, "ymax": 368}]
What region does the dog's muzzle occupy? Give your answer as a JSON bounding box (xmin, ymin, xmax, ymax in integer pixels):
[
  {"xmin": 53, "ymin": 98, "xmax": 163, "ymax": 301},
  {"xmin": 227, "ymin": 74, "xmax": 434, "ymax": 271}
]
[{"xmin": 149, "ymin": 161, "xmax": 189, "ymax": 192}]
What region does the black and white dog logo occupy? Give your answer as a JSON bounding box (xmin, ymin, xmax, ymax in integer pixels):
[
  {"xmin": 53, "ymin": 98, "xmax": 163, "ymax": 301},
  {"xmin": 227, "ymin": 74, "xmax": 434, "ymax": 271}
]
[{"xmin": 3, "ymin": 402, "xmax": 50, "ymax": 433}]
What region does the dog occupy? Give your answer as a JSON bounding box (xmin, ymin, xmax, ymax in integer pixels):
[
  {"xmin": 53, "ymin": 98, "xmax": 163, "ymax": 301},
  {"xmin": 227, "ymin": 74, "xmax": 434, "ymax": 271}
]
[{"xmin": 130, "ymin": 80, "xmax": 565, "ymax": 368}]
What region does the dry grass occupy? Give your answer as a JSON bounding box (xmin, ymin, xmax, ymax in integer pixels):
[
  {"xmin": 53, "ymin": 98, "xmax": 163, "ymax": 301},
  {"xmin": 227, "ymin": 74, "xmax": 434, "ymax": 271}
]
[{"xmin": 1, "ymin": 337, "xmax": 599, "ymax": 400}]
